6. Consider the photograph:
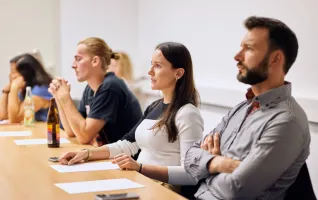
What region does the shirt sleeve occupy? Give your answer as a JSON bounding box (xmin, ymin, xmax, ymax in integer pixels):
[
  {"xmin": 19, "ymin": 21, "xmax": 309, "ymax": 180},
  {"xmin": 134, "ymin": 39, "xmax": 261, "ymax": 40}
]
[
  {"xmin": 200, "ymin": 120, "xmax": 310, "ymax": 199},
  {"xmin": 106, "ymin": 103, "xmax": 153, "ymax": 158},
  {"xmin": 167, "ymin": 104, "xmax": 204, "ymax": 185},
  {"xmin": 32, "ymin": 85, "xmax": 52, "ymax": 100},
  {"xmin": 184, "ymin": 106, "xmax": 237, "ymax": 181},
  {"xmin": 87, "ymin": 88, "xmax": 120, "ymax": 123},
  {"xmin": 78, "ymin": 87, "xmax": 88, "ymax": 118}
]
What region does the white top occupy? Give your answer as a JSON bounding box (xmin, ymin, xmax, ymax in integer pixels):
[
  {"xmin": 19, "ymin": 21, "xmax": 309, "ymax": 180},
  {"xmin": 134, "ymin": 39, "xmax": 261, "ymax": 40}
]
[{"xmin": 106, "ymin": 101, "xmax": 204, "ymax": 185}]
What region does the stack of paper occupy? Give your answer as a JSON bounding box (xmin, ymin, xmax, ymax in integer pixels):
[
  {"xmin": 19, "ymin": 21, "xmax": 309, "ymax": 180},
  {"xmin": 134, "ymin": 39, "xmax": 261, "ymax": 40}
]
[
  {"xmin": 13, "ymin": 138, "xmax": 70, "ymax": 145},
  {"xmin": 50, "ymin": 162, "xmax": 119, "ymax": 173},
  {"xmin": 0, "ymin": 131, "xmax": 32, "ymax": 137},
  {"xmin": 55, "ymin": 178, "xmax": 144, "ymax": 194}
]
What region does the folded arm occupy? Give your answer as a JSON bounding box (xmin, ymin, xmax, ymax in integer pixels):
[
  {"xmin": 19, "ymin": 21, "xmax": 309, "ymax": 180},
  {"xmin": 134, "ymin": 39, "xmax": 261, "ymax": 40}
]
[
  {"xmin": 59, "ymin": 95, "xmax": 105, "ymax": 144},
  {"xmin": 50, "ymin": 79, "xmax": 110, "ymax": 144},
  {"xmin": 185, "ymin": 107, "xmax": 239, "ymax": 181},
  {"xmin": 197, "ymin": 121, "xmax": 307, "ymax": 199}
]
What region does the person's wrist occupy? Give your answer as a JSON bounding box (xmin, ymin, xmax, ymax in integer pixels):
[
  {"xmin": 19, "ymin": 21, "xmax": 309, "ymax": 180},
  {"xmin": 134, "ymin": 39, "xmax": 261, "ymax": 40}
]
[
  {"xmin": 82, "ymin": 149, "xmax": 92, "ymax": 162},
  {"xmin": 2, "ymin": 89, "xmax": 10, "ymax": 94},
  {"xmin": 10, "ymin": 83, "xmax": 21, "ymax": 91},
  {"xmin": 138, "ymin": 163, "xmax": 143, "ymax": 173},
  {"xmin": 59, "ymin": 93, "xmax": 71, "ymax": 105},
  {"xmin": 3, "ymin": 84, "xmax": 11, "ymax": 92},
  {"xmin": 208, "ymin": 156, "xmax": 222, "ymax": 174},
  {"xmin": 227, "ymin": 159, "xmax": 240, "ymax": 172}
]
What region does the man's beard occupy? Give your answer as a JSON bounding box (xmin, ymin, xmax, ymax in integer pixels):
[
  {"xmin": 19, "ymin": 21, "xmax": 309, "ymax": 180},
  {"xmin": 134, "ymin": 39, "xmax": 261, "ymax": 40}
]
[{"xmin": 237, "ymin": 53, "xmax": 270, "ymax": 85}]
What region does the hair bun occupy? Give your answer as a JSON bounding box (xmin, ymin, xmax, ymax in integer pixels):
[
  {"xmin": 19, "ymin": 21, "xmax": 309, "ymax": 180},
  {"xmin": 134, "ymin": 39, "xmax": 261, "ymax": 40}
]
[{"xmin": 111, "ymin": 52, "xmax": 120, "ymax": 60}]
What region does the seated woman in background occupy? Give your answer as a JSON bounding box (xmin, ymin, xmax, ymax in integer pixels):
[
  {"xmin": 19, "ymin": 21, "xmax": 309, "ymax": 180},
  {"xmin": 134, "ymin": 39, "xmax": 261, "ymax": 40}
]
[
  {"xmin": 58, "ymin": 42, "xmax": 204, "ymax": 192},
  {"xmin": 108, "ymin": 52, "xmax": 148, "ymax": 109},
  {"xmin": 0, "ymin": 54, "xmax": 53, "ymax": 122},
  {"xmin": 108, "ymin": 52, "xmax": 134, "ymax": 85}
]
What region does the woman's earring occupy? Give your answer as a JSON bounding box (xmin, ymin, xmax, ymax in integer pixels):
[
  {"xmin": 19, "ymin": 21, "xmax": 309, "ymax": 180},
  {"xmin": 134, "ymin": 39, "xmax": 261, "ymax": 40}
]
[{"xmin": 175, "ymin": 77, "xmax": 178, "ymax": 81}]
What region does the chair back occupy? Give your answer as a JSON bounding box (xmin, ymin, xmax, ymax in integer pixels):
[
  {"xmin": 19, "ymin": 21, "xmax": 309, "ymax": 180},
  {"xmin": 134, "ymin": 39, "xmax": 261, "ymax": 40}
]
[{"xmin": 284, "ymin": 163, "xmax": 317, "ymax": 200}]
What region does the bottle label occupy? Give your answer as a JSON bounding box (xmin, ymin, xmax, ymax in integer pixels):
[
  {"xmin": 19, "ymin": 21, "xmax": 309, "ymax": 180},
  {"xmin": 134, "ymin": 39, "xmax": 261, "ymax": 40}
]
[
  {"xmin": 47, "ymin": 124, "xmax": 60, "ymax": 144},
  {"xmin": 24, "ymin": 108, "xmax": 35, "ymax": 126}
]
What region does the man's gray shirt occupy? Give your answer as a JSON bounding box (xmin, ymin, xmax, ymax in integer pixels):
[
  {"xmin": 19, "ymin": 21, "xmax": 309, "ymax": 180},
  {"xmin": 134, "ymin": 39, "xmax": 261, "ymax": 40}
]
[{"xmin": 184, "ymin": 83, "xmax": 310, "ymax": 200}]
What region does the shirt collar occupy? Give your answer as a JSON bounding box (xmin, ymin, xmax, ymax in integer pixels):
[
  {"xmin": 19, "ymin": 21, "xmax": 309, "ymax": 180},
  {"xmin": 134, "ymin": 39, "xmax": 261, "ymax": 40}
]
[
  {"xmin": 105, "ymin": 72, "xmax": 115, "ymax": 77},
  {"xmin": 245, "ymin": 81, "xmax": 292, "ymax": 110}
]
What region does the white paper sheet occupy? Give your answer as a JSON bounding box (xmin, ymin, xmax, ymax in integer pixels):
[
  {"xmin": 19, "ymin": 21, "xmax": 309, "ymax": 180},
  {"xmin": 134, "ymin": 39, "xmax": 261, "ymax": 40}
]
[
  {"xmin": 0, "ymin": 120, "xmax": 9, "ymax": 125},
  {"xmin": 55, "ymin": 178, "xmax": 144, "ymax": 194},
  {"xmin": 13, "ymin": 138, "xmax": 70, "ymax": 145},
  {"xmin": 50, "ymin": 161, "xmax": 119, "ymax": 173},
  {"xmin": 0, "ymin": 131, "xmax": 32, "ymax": 137}
]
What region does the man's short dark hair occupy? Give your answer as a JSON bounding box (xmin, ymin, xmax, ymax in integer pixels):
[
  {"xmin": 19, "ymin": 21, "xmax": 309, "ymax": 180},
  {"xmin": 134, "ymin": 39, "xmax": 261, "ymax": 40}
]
[{"xmin": 244, "ymin": 16, "xmax": 298, "ymax": 74}]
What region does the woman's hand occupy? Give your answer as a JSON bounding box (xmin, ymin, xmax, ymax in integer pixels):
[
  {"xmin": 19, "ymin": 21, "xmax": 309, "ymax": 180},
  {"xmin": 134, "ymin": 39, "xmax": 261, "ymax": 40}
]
[
  {"xmin": 11, "ymin": 76, "xmax": 25, "ymax": 90},
  {"xmin": 3, "ymin": 82, "xmax": 11, "ymax": 93},
  {"xmin": 58, "ymin": 150, "xmax": 89, "ymax": 165},
  {"xmin": 112, "ymin": 153, "xmax": 141, "ymax": 171},
  {"xmin": 9, "ymin": 72, "xmax": 19, "ymax": 83}
]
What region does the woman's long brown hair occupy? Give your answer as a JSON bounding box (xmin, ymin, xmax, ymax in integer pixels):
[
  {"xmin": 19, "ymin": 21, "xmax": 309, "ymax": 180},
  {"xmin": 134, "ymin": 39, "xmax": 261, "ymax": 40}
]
[{"xmin": 151, "ymin": 42, "xmax": 199, "ymax": 142}]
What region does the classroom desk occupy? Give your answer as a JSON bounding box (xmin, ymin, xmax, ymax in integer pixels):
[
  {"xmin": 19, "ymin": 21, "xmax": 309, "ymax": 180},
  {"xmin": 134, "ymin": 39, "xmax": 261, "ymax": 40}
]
[{"xmin": 0, "ymin": 122, "xmax": 187, "ymax": 200}]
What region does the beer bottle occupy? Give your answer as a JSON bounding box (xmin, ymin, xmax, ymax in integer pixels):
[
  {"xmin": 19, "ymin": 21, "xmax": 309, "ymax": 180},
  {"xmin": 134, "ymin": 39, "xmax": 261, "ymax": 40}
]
[
  {"xmin": 47, "ymin": 98, "xmax": 60, "ymax": 148},
  {"xmin": 24, "ymin": 86, "xmax": 35, "ymax": 126}
]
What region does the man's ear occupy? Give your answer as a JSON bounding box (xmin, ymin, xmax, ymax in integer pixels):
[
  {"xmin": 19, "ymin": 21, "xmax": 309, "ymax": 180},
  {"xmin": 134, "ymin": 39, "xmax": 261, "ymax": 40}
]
[
  {"xmin": 271, "ymin": 50, "xmax": 283, "ymax": 66},
  {"xmin": 92, "ymin": 56, "xmax": 100, "ymax": 67}
]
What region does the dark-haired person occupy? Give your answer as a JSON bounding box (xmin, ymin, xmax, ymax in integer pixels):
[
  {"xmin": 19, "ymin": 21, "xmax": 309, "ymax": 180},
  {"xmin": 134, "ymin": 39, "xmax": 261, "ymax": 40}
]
[
  {"xmin": 58, "ymin": 42, "xmax": 204, "ymax": 192},
  {"xmin": 48, "ymin": 37, "xmax": 142, "ymax": 146},
  {"xmin": 0, "ymin": 54, "xmax": 53, "ymax": 123},
  {"xmin": 184, "ymin": 16, "xmax": 311, "ymax": 200}
]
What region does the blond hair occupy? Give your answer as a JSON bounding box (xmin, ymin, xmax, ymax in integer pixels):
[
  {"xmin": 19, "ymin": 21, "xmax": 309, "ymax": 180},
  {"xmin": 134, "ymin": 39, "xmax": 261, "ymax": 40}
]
[
  {"xmin": 78, "ymin": 37, "xmax": 119, "ymax": 71},
  {"xmin": 117, "ymin": 52, "xmax": 133, "ymax": 81}
]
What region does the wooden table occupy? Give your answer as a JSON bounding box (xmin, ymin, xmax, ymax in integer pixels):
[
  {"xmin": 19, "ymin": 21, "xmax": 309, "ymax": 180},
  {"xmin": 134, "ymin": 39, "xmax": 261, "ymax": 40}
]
[{"xmin": 0, "ymin": 123, "xmax": 187, "ymax": 200}]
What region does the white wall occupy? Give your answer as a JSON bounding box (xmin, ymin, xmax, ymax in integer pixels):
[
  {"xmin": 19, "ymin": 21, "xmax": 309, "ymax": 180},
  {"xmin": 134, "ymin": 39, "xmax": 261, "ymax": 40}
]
[
  {"xmin": 0, "ymin": 0, "xmax": 60, "ymax": 89},
  {"xmin": 138, "ymin": 0, "xmax": 318, "ymax": 123},
  {"xmin": 59, "ymin": 0, "xmax": 139, "ymax": 99}
]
